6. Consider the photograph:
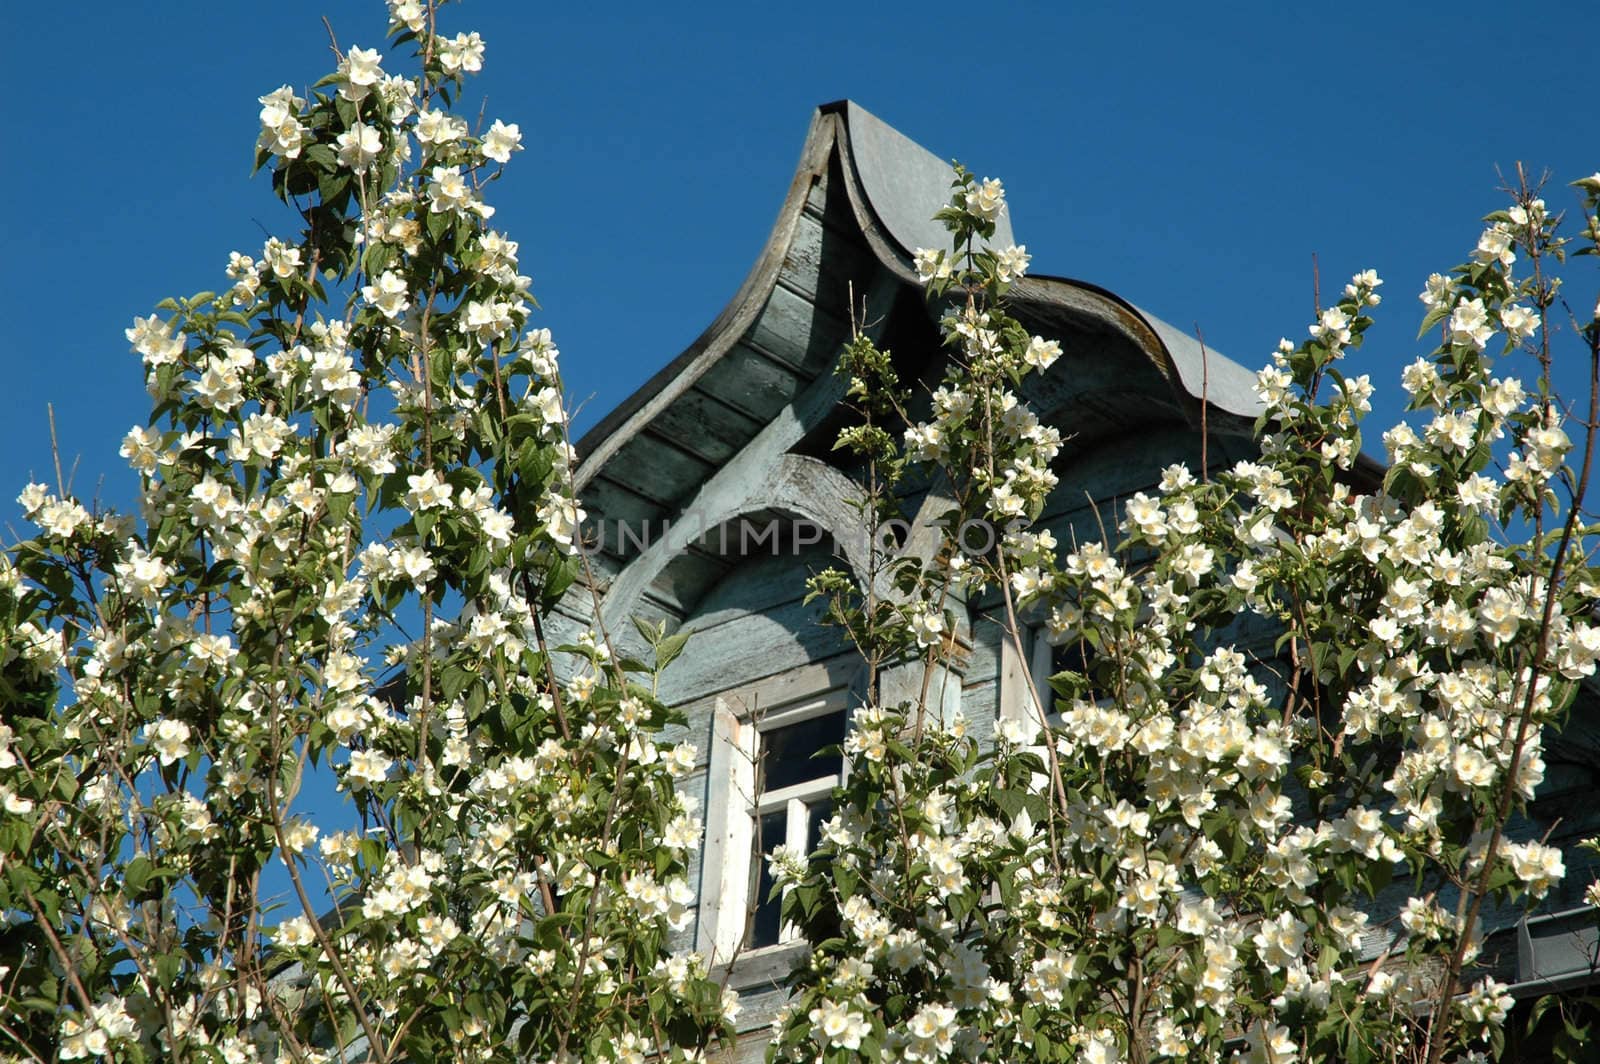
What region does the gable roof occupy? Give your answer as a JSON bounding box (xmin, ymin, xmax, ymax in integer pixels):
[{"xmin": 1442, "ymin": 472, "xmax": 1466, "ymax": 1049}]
[{"xmin": 571, "ymin": 101, "xmax": 1265, "ymax": 579}]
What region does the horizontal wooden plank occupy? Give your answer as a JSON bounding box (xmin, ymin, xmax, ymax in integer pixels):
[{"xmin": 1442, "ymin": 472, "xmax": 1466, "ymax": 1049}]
[
  {"xmin": 661, "ymin": 598, "xmax": 854, "ymax": 706},
  {"xmin": 600, "ymin": 429, "xmax": 716, "ymax": 513},
  {"xmin": 579, "ymin": 476, "xmax": 669, "ymax": 563},
  {"xmin": 748, "ymin": 280, "xmax": 852, "ymax": 377},
  {"xmin": 779, "ymin": 207, "xmax": 876, "ymax": 313},
  {"xmin": 649, "ymin": 387, "xmax": 763, "ymax": 466},
  {"xmin": 693, "ymin": 341, "xmax": 807, "ymax": 423}
]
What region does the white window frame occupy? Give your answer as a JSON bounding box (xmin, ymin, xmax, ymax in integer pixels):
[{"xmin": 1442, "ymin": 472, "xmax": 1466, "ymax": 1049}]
[
  {"xmin": 699, "ymin": 684, "xmax": 849, "ymax": 964},
  {"xmin": 1030, "ymin": 624, "xmax": 1059, "ymax": 717},
  {"xmin": 998, "ymin": 622, "xmax": 1068, "ymax": 729}
]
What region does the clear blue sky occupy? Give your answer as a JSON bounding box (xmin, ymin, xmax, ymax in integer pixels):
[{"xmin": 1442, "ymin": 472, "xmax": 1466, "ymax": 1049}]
[{"xmin": 5, "ymin": 0, "xmax": 1597, "ymax": 514}]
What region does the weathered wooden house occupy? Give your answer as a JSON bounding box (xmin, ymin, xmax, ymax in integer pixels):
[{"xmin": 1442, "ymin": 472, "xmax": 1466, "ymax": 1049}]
[{"xmin": 552, "ymin": 102, "xmax": 1600, "ymax": 1056}]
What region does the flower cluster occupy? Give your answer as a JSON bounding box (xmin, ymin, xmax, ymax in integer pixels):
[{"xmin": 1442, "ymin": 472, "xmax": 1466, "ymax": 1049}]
[
  {"xmin": 780, "ymin": 161, "xmax": 1600, "ymax": 1064},
  {"xmin": 1, "ymin": 5, "xmax": 730, "ymax": 1063}
]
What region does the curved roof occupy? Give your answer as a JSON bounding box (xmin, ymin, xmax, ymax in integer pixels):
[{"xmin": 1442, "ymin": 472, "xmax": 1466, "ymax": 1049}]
[{"xmin": 572, "ymin": 100, "xmax": 1265, "ymax": 583}]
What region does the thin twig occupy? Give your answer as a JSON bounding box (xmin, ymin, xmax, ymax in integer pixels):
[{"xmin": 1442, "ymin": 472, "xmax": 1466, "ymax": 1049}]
[
  {"xmin": 47, "ymin": 403, "xmax": 65, "ymax": 496},
  {"xmin": 321, "ymin": 16, "xmax": 343, "ymax": 62},
  {"xmin": 1196, "ymin": 323, "xmax": 1210, "ymax": 482}
]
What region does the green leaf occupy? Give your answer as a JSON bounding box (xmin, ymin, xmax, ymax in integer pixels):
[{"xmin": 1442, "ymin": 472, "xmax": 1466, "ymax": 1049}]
[
  {"xmin": 124, "ymin": 856, "xmax": 155, "ymax": 896},
  {"xmin": 654, "ymin": 630, "xmax": 691, "ymax": 672}
]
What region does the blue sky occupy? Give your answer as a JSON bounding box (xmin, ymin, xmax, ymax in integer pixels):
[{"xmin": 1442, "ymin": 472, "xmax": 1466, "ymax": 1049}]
[{"xmin": 4, "ymin": 0, "xmax": 1597, "ymax": 519}]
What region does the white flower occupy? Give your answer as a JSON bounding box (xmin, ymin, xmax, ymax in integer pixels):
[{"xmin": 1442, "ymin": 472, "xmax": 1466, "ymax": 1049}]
[
  {"xmin": 1255, "ymin": 364, "xmax": 1292, "ymax": 406},
  {"xmin": 404, "ymin": 469, "xmax": 454, "ymax": 512},
  {"xmin": 479, "ymin": 508, "xmax": 514, "ymax": 546},
  {"xmin": 427, "ymin": 165, "xmax": 472, "ymax": 216},
  {"xmin": 1241, "ymin": 1024, "xmax": 1297, "ymax": 1064},
  {"xmin": 906, "ymin": 1002, "xmax": 958, "ymax": 1058},
  {"xmin": 149, "ymin": 719, "xmax": 192, "ymax": 766},
  {"xmin": 1473, "ymin": 224, "xmax": 1515, "ymax": 268},
  {"xmin": 125, "ymin": 315, "xmax": 186, "ymax": 367},
  {"xmin": 306, "ymin": 349, "xmax": 360, "ymax": 410},
  {"xmin": 1449, "ymin": 298, "xmax": 1494, "ymax": 351},
  {"xmin": 1499, "ymin": 303, "xmax": 1538, "ymax": 343},
  {"xmin": 1507, "ymin": 840, "xmax": 1564, "ymax": 895},
  {"xmin": 767, "ymin": 844, "xmax": 807, "ymax": 884},
  {"xmin": 481, "ymin": 119, "xmax": 522, "ymax": 163},
  {"xmin": 1309, "ymin": 306, "xmax": 1351, "ymax": 347},
  {"xmin": 275, "ymin": 915, "xmax": 317, "ymax": 948},
  {"xmin": 257, "ymin": 85, "xmax": 307, "ymax": 159},
  {"xmin": 964, "ymin": 177, "xmax": 1005, "ymax": 223},
  {"xmin": 913, "ymin": 247, "xmax": 950, "ymax": 283},
  {"xmin": 1252, "ymin": 911, "xmax": 1306, "ymax": 971},
  {"xmin": 1484, "ymin": 376, "xmax": 1526, "ymax": 417},
  {"xmin": 438, "ymin": 31, "xmax": 485, "ymax": 74},
  {"xmin": 997, "ymin": 716, "xmax": 1040, "ymax": 747},
  {"xmin": 1418, "ymin": 272, "xmax": 1453, "ymax": 311},
  {"xmin": 807, "ymin": 999, "xmax": 869, "ymax": 1051},
  {"xmin": 520, "ymin": 327, "xmax": 560, "ymax": 375},
  {"xmin": 114, "ymin": 541, "xmax": 170, "ymax": 602},
  {"xmin": 362, "ymin": 270, "xmax": 410, "ymax": 319},
  {"xmin": 336, "ymin": 123, "xmax": 383, "ymax": 173},
  {"xmin": 459, "ymin": 299, "xmax": 515, "ymax": 346},
  {"xmin": 414, "ymin": 108, "xmax": 464, "ymax": 147},
  {"xmin": 191, "ymin": 633, "xmax": 236, "ymax": 668},
  {"xmin": 1023, "ymin": 947, "xmax": 1078, "ymax": 1005},
  {"xmin": 396, "ymin": 546, "xmax": 436, "ymax": 589},
  {"xmin": 4, "ymin": 787, "xmax": 35, "ymax": 816},
  {"xmin": 1451, "ymin": 745, "xmax": 1495, "ymax": 790},
  {"xmin": 1346, "ymin": 268, "xmax": 1383, "ymax": 302},
  {"xmin": 387, "ymin": 0, "xmax": 425, "ymax": 33},
  {"xmin": 340, "ymin": 46, "xmax": 384, "ymax": 101},
  {"xmin": 994, "ymin": 243, "xmax": 1030, "ymax": 282},
  {"xmin": 909, "ymin": 605, "xmax": 945, "ymax": 648},
  {"xmin": 1159, "ymin": 463, "xmax": 1195, "ymax": 492},
  {"xmin": 344, "ymin": 748, "xmax": 392, "ymax": 790},
  {"xmin": 904, "ymin": 422, "xmax": 944, "ymax": 461},
  {"xmin": 262, "ymin": 237, "xmax": 303, "ymax": 280},
  {"xmin": 526, "ymin": 385, "xmax": 565, "ymax": 427},
  {"xmin": 1023, "ymin": 335, "xmax": 1061, "ymax": 371},
  {"xmin": 538, "ymin": 494, "xmax": 584, "ymax": 551},
  {"xmin": 191, "ymin": 356, "xmax": 243, "ymax": 412}
]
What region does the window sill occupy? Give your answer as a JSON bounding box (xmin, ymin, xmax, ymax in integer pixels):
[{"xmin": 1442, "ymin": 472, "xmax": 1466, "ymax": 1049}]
[{"xmin": 714, "ymin": 940, "xmax": 807, "ymax": 993}]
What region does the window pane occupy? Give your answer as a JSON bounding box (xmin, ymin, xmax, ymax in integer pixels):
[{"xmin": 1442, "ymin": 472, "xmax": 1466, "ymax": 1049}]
[
  {"xmin": 760, "ymin": 710, "xmax": 846, "ymax": 792},
  {"xmin": 747, "ymin": 809, "xmax": 787, "ymax": 949},
  {"xmin": 1042, "ymin": 637, "xmax": 1100, "ymax": 708},
  {"xmin": 806, "ymin": 798, "xmax": 834, "ymax": 852},
  {"xmin": 1051, "ymin": 638, "xmax": 1093, "ymax": 678}
]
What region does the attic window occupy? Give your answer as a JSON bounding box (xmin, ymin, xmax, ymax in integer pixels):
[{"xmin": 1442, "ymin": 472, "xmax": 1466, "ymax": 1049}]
[
  {"xmin": 1029, "ymin": 626, "xmax": 1103, "ymax": 720},
  {"xmin": 747, "ymin": 704, "xmax": 846, "ymax": 948},
  {"xmin": 702, "ymin": 689, "xmax": 849, "ymax": 961}
]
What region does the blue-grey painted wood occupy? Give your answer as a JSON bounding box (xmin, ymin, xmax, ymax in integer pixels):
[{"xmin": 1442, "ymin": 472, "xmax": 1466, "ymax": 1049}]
[
  {"xmin": 836, "ymin": 100, "xmax": 1016, "ymax": 260},
  {"xmin": 647, "ymin": 387, "xmax": 762, "ymax": 466},
  {"xmin": 575, "ymin": 101, "xmax": 1269, "ymax": 566}
]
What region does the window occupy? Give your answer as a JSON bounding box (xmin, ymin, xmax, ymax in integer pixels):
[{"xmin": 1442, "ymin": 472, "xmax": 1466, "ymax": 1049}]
[
  {"xmin": 700, "ymin": 688, "xmax": 849, "ymax": 961},
  {"xmin": 747, "ymin": 706, "xmax": 844, "ymax": 947},
  {"xmin": 1026, "ymin": 625, "xmax": 1099, "ymax": 721}
]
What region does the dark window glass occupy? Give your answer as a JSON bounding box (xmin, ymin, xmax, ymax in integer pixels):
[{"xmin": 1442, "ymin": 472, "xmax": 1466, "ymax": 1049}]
[
  {"xmin": 747, "ymin": 809, "xmax": 787, "ymax": 949},
  {"xmin": 759, "ymin": 710, "xmax": 846, "ymax": 792},
  {"xmin": 806, "ymin": 798, "xmax": 833, "ymax": 851},
  {"xmin": 1052, "ymin": 638, "xmax": 1093, "ymax": 677},
  {"xmin": 1043, "ymin": 637, "xmax": 1103, "ymax": 707}
]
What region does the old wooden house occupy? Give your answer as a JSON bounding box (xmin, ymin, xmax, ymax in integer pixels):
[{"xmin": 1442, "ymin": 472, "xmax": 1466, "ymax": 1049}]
[{"xmin": 550, "ymin": 102, "xmax": 1600, "ymax": 1055}]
